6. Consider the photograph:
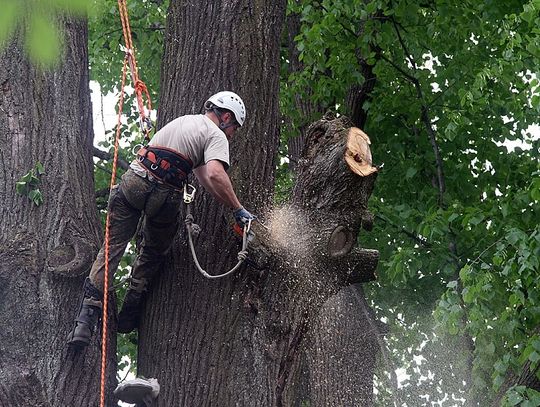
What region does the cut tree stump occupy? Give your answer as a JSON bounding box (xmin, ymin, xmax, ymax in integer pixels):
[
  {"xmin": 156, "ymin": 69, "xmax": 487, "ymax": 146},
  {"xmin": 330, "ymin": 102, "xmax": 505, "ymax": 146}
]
[{"xmin": 245, "ymin": 115, "xmax": 383, "ymax": 406}]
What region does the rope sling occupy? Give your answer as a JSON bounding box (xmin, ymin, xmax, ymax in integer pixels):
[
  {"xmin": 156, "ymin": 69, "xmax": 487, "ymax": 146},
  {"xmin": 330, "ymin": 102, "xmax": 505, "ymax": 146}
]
[{"xmin": 100, "ymin": 1, "xmax": 152, "ymax": 406}]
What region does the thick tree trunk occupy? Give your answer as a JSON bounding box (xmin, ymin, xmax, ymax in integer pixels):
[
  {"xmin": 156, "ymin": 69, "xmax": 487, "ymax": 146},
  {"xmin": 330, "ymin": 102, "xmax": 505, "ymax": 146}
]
[
  {"xmin": 137, "ymin": 1, "xmax": 287, "ymax": 406},
  {"xmin": 136, "ymin": 1, "xmax": 381, "ymax": 405},
  {"xmin": 0, "ymin": 18, "xmax": 117, "ymax": 406},
  {"xmin": 307, "ymin": 285, "xmax": 381, "ymax": 406},
  {"xmin": 282, "ymin": 11, "xmax": 383, "ymax": 404},
  {"xmin": 280, "ymin": 116, "xmax": 380, "ymax": 405}
]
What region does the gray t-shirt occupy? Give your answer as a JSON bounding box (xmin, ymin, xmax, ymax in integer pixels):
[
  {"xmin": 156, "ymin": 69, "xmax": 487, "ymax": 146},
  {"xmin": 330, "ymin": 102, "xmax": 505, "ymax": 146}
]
[{"xmin": 131, "ymin": 114, "xmax": 229, "ymax": 175}]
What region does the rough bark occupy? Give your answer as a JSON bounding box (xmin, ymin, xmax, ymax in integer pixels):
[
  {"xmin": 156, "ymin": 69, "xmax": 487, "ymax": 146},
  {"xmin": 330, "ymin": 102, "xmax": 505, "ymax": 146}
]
[
  {"xmin": 137, "ymin": 1, "xmax": 286, "ymax": 406},
  {"xmin": 307, "ymin": 285, "xmax": 381, "ymax": 406},
  {"xmin": 135, "ymin": 1, "xmax": 381, "ymax": 405},
  {"xmin": 0, "ymin": 18, "xmax": 117, "ymax": 406},
  {"xmin": 282, "ymin": 116, "xmax": 380, "ymax": 405},
  {"xmin": 140, "ymin": 92, "xmax": 380, "ymax": 407},
  {"xmin": 287, "ymin": 7, "xmax": 384, "ymax": 405}
]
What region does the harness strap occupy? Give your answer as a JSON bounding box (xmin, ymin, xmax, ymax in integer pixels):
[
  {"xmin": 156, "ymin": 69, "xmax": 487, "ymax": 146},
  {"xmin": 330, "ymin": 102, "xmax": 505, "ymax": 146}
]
[{"xmin": 137, "ymin": 145, "xmax": 193, "ymax": 188}]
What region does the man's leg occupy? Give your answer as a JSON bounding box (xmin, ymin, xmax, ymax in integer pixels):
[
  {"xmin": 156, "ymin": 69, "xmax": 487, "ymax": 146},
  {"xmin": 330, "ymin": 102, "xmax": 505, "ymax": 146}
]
[
  {"xmin": 68, "ymin": 171, "xmax": 147, "ymax": 348},
  {"xmin": 118, "ymin": 187, "xmax": 182, "ymax": 333}
]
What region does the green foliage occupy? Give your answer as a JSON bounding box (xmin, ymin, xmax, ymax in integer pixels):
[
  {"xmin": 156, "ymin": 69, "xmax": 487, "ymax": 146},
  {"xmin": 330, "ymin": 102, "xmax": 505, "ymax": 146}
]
[
  {"xmin": 282, "ymin": 0, "xmax": 540, "ymax": 404},
  {"xmin": 502, "ymin": 386, "xmax": 540, "ymax": 407},
  {"xmin": 0, "ymin": 0, "xmax": 91, "ymax": 66},
  {"xmin": 89, "ymin": 0, "xmax": 167, "ymax": 106},
  {"xmin": 16, "ymin": 161, "xmax": 45, "ymax": 206}
]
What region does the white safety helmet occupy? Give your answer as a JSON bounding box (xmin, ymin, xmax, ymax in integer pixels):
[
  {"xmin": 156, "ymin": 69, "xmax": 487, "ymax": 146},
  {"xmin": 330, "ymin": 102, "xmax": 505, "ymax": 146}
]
[{"xmin": 205, "ymin": 91, "xmax": 246, "ymax": 126}]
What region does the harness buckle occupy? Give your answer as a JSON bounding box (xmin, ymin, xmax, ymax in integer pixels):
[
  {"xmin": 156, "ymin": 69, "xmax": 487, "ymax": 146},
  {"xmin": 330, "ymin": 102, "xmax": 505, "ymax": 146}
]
[{"xmin": 183, "ymin": 184, "xmax": 196, "ymax": 204}]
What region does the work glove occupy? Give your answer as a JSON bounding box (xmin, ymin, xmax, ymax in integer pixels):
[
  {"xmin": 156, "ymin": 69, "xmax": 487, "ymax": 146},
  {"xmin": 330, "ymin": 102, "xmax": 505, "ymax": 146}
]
[{"xmin": 233, "ymin": 206, "xmax": 256, "ymax": 228}]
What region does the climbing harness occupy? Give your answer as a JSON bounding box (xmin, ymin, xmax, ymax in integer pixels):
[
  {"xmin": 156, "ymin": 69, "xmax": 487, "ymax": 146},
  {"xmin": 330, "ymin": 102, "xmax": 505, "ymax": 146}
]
[
  {"xmin": 183, "ymin": 184, "xmax": 252, "ymax": 279},
  {"xmin": 137, "ymin": 145, "xmax": 193, "ymax": 189}
]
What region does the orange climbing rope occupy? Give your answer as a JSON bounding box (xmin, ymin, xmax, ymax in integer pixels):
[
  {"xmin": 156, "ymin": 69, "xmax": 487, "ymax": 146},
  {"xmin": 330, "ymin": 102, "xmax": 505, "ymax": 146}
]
[
  {"xmin": 117, "ymin": 0, "xmax": 153, "ymax": 140},
  {"xmin": 99, "ymin": 1, "xmax": 153, "ymax": 406}
]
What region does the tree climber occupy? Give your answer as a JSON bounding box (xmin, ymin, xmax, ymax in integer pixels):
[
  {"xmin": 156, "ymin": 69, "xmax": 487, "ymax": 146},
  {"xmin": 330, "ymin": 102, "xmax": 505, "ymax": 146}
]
[{"xmin": 67, "ymin": 91, "xmax": 256, "ymax": 350}]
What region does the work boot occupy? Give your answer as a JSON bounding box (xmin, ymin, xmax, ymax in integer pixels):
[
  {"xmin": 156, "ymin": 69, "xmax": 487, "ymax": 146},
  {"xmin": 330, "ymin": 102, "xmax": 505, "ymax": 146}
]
[
  {"xmin": 117, "ymin": 277, "xmax": 147, "ymax": 333},
  {"xmin": 67, "ymin": 278, "xmax": 103, "ymax": 349}
]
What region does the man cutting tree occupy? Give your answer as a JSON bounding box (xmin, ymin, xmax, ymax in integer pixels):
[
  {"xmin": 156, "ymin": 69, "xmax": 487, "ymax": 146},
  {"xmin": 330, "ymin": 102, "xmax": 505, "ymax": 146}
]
[{"xmin": 68, "ymin": 91, "xmax": 256, "ymax": 349}]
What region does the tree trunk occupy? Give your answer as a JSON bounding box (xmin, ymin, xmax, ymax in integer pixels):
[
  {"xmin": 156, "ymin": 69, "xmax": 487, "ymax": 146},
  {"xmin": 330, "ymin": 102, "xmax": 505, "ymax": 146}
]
[
  {"xmin": 141, "ymin": 38, "xmax": 382, "ymax": 399},
  {"xmin": 283, "ymin": 11, "xmax": 384, "ymax": 404},
  {"xmin": 307, "ymin": 285, "xmax": 382, "ymax": 406},
  {"xmin": 0, "ymin": 18, "xmax": 117, "ymax": 406},
  {"xmin": 137, "ymin": 1, "xmax": 287, "ymax": 406}
]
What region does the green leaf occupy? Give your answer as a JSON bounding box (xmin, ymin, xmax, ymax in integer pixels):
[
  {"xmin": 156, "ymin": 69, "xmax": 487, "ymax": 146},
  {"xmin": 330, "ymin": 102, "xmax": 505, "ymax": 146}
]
[
  {"xmin": 529, "ymin": 351, "xmax": 540, "ymax": 364},
  {"xmin": 447, "ymin": 280, "xmax": 458, "ymax": 289},
  {"xmin": 35, "ymin": 161, "xmax": 45, "ymax": 175},
  {"xmin": 506, "ymin": 389, "xmax": 524, "ymax": 406},
  {"xmin": 15, "ymin": 181, "xmax": 28, "ymax": 195},
  {"xmin": 28, "ymin": 189, "xmax": 43, "ymax": 206},
  {"xmin": 405, "ymin": 167, "xmax": 417, "ymax": 179}
]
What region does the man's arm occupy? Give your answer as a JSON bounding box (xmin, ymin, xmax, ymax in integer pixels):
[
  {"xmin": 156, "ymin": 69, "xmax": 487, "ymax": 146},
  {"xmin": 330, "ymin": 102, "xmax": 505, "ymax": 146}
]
[{"xmin": 192, "ymin": 160, "xmax": 242, "ymax": 209}]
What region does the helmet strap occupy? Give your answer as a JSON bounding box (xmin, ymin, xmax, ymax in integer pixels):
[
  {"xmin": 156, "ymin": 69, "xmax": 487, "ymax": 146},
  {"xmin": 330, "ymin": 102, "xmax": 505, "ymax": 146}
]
[{"xmin": 212, "ymin": 108, "xmax": 234, "ymax": 132}]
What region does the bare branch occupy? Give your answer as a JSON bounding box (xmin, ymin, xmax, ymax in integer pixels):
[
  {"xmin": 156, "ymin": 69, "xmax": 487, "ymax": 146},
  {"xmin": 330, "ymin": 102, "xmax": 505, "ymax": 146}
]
[
  {"xmin": 93, "ymin": 146, "xmax": 130, "ymax": 170},
  {"xmin": 375, "ymin": 214, "xmax": 431, "ymax": 248}
]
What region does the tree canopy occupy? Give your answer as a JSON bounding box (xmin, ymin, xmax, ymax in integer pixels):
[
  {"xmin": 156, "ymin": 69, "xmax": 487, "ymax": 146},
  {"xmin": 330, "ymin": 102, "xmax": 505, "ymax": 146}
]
[{"xmin": 282, "ymin": 1, "xmax": 540, "ymax": 405}]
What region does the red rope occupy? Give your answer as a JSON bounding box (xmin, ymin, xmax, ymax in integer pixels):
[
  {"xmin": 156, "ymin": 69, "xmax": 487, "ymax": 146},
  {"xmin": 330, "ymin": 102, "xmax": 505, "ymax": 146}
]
[
  {"xmin": 117, "ymin": 0, "xmax": 153, "ymax": 139},
  {"xmin": 99, "ymin": 1, "xmax": 153, "ymax": 405}
]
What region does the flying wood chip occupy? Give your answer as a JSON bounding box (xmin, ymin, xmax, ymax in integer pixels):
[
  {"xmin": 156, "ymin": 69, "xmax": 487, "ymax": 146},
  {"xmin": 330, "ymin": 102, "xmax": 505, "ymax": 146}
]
[{"xmin": 344, "ymin": 127, "xmax": 378, "ymax": 177}]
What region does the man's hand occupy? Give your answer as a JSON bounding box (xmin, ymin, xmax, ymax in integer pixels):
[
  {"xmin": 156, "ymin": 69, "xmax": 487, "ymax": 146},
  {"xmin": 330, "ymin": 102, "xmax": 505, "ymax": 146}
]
[{"xmin": 233, "ymin": 207, "xmax": 256, "ymax": 228}]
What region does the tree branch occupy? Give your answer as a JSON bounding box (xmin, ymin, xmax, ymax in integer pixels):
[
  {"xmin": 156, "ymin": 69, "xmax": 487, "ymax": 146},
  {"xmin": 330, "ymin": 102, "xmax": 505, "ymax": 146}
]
[
  {"xmin": 93, "ymin": 146, "xmax": 130, "ymax": 170},
  {"xmin": 375, "ymin": 214, "xmax": 431, "ymax": 248},
  {"xmin": 387, "ymin": 18, "xmax": 446, "ymax": 206}
]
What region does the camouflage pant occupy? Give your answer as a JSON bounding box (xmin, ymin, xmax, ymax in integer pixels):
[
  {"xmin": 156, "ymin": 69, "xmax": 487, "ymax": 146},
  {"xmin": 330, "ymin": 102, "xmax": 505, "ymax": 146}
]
[{"xmin": 89, "ymin": 168, "xmax": 183, "ymax": 293}]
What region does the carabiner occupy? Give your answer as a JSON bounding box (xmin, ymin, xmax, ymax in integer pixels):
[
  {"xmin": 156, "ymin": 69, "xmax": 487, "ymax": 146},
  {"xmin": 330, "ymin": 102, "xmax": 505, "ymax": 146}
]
[
  {"xmin": 183, "ymin": 184, "xmax": 196, "ymax": 204},
  {"xmin": 244, "ymin": 218, "xmax": 253, "ymax": 235},
  {"xmin": 132, "ymin": 143, "xmax": 144, "ymax": 156}
]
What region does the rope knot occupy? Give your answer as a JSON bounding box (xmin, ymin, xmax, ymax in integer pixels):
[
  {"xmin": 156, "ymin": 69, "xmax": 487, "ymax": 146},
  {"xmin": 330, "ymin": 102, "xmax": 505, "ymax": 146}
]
[
  {"xmin": 238, "ymin": 250, "xmax": 248, "ymax": 262},
  {"xmin": 184, "ymin": 214, "xmax": 194, "ymax": 225},
  {"xmin": 135, "ymin": 79, "xmax": 148, "ymax": 94}
]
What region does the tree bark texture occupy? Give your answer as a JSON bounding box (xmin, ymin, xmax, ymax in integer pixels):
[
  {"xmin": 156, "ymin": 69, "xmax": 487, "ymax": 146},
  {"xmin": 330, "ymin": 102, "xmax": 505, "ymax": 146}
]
[
  {"xmin": 306, "ymin": 285, "xmax": 381, "ymax": 406},
  {"xmin": 137, "ymin": 1, "xmax": 287, "ymax": 406},
  {"xmin": 0, "ymin": 18, "xmax": 117, "ymax": 406},
  {"xmin": 220, "ymin": 116, "xmax": 380, "ymax": 406}
]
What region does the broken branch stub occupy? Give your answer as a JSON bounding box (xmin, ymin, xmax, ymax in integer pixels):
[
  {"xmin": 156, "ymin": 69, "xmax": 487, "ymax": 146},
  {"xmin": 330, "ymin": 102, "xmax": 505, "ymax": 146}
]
[
  {"xmin": 247, "ymin": 116, "xmax": 379, "ymax": 285},
  {"xmin": 286, "ymin": 116, "xmax": 379, "ymax": 281}
]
